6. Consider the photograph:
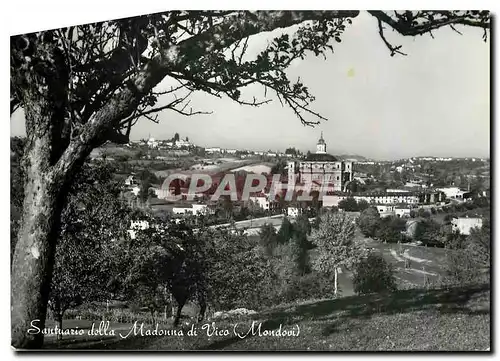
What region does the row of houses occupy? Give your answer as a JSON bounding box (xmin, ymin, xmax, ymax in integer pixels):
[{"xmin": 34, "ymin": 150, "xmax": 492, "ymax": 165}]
[
  {"xmin": 321, "ymin": 190, "xmax": 445, "ymax": 208},
  {"xmin": 204, "ymin": 148, "xmax": 295, "ymax": 158}
]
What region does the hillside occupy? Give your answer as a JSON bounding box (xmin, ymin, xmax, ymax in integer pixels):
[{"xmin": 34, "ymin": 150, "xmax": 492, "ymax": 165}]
[{"xmin": 46, "ymin": 283, "xmax": 490, "ymax": 351}]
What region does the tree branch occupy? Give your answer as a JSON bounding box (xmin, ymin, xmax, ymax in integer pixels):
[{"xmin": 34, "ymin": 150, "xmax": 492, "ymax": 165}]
[{"xmin": 376, "ymin": 19, "xmax": 407, "ymax": 57}]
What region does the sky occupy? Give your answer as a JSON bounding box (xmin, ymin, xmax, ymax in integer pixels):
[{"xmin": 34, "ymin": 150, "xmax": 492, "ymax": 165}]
[{"xmin": 10, "ymin": 11, "xmax": 490, "ymax": 160}]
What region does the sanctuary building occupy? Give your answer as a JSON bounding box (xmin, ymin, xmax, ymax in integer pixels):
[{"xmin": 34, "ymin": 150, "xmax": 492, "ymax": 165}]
[{"xmin": 287, "ymin": 133, "xmax": 353, "ymax": 192}]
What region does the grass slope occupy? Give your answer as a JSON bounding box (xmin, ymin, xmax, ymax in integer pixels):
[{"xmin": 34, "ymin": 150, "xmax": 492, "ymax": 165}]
[{"xmin": 45, "ymin": 283, "xmax": 490, "ymax": 351}]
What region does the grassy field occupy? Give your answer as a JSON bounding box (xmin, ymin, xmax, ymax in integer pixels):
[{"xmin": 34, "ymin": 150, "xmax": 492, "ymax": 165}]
[{"xmin": 43, "ymin": 283, "xmax": 490, "ymax": 351}]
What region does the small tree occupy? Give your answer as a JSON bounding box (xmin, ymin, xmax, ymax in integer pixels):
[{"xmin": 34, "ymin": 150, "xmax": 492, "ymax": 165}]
[
  {"xmin": 414, "ymin": 219, "xmax": 443, "ymax": 247},
  {"xmin": 289, "ymin": 232, "xmax": 311, "ymax": 276},
  {"xmin": 205, "ymin": 229, "xmax": 274, "ymax": 311},
  {"xmin": 310, "ymin": 212, "xmax": 362, "ymax": 296},
  {"xmin": 357, "ymin": 207, "xmax": 381, "ymax": 238},
  {"xmin": 138, "ymin": 180, "xmax": 153, "ymax": 203},
  {"xmin": 445, "ymin": 220, "xmax": 491, "ymax": 286},
  {"xmin": 277, "ymin": 217, "xmax": 294, "ymax": 244},
  {"xmin": 353, "ymin": 252, "xmax": 397, "ymax": 295},
  {"xmin": 376, "ymin": 216, "xmax": 407, "ymax": 243},
  {"xmin": 466, "ymin": 220, "xmax": 490, "ymax": 271},
  {"xmin": 338, "ymin": 197, "xmax": 358, "ymax": 211},
  {"xmin": 259, "ymin": 223, "xmax": 278, "ymax": 257},
  {"xmin": 295, "ymin": 213, "xmax": 312, "ymax": 237}
]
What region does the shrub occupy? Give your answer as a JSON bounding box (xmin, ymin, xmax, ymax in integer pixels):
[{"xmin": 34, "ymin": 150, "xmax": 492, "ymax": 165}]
[
  {"xmin": 353, "ymin": 252, "xmax": 397, "ymax": 295},
  {"xmin": 422, "ymin": 210, "xmax": 431, "ymax": 218}
]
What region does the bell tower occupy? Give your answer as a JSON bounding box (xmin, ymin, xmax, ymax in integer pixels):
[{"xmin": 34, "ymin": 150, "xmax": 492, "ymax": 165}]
[{"xmin": 316, "ymin": 132, "xmax": 327, "ymax": 154}]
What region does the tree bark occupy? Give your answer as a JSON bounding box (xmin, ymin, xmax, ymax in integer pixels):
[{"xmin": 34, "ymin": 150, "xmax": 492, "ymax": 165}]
[{"xmin": 11, "ymin": 167, "xmax": 64, "ymax": 348}]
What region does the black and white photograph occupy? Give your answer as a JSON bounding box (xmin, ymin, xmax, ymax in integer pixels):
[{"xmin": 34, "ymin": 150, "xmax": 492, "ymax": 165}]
[{"xmin": 9, "ymin": 8, "xmax": 491, "ymax": 351}]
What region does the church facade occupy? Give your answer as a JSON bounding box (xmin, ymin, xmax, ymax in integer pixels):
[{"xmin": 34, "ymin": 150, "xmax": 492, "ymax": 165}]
[{"xmin": 287, "ymin": 133, "xmax": 353, "ymax": 192}]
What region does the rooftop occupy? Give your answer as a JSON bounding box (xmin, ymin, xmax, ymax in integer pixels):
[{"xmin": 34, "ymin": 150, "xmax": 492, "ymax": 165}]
[{"xmin": 304, "ymin": 153, "xmax": 339, "ymax": 162}]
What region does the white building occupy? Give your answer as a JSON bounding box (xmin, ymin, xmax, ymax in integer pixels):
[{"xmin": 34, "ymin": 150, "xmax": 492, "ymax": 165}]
[
  {"xmin": 131, "ymin": 186, "xmax": 140, "ymax": 196},
  {"xmin": 173, "ymin": 204, "xmax": 211, "ymax": 216},
  {"xmin": 175, "ymin": 139, "xmax": 192, "ymax": 148},
  {"xmin": 287, "ymin": 207, "xmax": 300, "ymax": 218},
  {"xmin": 147, "ymin": 137, "xmax": 159, "ymax": 148},
  {"xmin": 249, "ymin": 196, "xmax": 270, "ymax": 211},
  {"xmin": 153, "ymin": 188, "xmax": 174, "ymax": 199},
  {"xmin": 376, "ymin": 205, "xmax": 395, "ymax": 218},
  {"xmin": 437, "ymin": 187, "xmax": 468, "ymax": 200},
  {"xmin": 395, "ymin": 208, "xmax": 412, "ymax": 218},
  {"xmin": 128, "ymin": 220, "xmax": 150, "ymax": 240},
  {"xmin": 205, "ymin": 147, "xmax": 221, "ymax": 154},
  {"xmin": 451, "ymin": 218, "xmax": 483, "ymax": 235},
  {"xmin": 323, "ymin": 193, "xmax": 419, "ymax": 207}
]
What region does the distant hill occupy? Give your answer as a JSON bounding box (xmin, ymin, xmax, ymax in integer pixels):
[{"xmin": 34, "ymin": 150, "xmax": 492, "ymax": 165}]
[{"xmin": 337, "ymin": 154, "xmax": 369, "ymax": 162}]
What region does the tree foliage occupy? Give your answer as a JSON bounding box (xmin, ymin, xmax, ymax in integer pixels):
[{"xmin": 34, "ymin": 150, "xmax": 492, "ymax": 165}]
[
  {"xmin": 353, "ymin": 252, "xmax": 397, "ymax": 295},
  {"xmin": 444, "ymin": 220, "xmax": 490, "ymax": 286},
  {"xmin": 204, "ymin": 230, "xmax": 274, "ymax": 311},
  {"xmin": 310, "ymin": 212, "xmax": 361, "ymax": 276},
  {"xmin": 414, "ymin": 219, "xmax": 443, "ymax": 247},
  {"xmin": 49, "ymin": 162, "xmax": 132, "ymax": 329},
  {"xmin": 258, "ymin": 223, "xmax": 278, "ymax": 257},
  {"xmin": 338, "ymin": 197, "xmax": 359, "ymax": 211},
  {"xmin": 375, "ymin": 216, "xmax": 408, "ymax": 243}
]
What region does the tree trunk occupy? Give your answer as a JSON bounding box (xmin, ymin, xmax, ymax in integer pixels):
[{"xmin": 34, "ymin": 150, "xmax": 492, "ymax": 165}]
[
  {"xmin": 334, "ymin": 268, "xmax": 338, "ymax": 297},
  {"xmin": 11, "ymin": 171, "xmax": 64, "ymax": 349},
  {"xmin": 56, "ymin": 313, "xmax": 63, "ymax": 341}
]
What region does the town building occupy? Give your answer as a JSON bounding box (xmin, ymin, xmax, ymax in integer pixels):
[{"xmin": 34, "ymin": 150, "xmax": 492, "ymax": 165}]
[
  {"xmin": 147, "ymin": 137, "xmax": 159, "ymax": 148},
  {"xmin": 322, "ymin": 190, "xmax": 444, "ymax": 208},
  {"xmin": 249, "ymin": 195, "xmax": 270, "ymax": 211},
  {"xmin": 451, "ymin": 217, "xmax": 483, "ymax": 235},
  {"xmin": 287, "ymin": 133, "xmax": 353, "ymax": 192},
  {"xmin": 172, "ymin": 204, "xmax": 212, "ymax": 216},
  {"xmin": 175, "ymin": 138, "xmax": 192, "ymax": 148},
  {"xmin": 205, "ymin": 147, "xmax": 222, "ymax": 154},
  {"xmin": 386, "ymin": 189, "xmax": 411, "ymax": 193},
  {"xmin": 395, "ymin": 207, "xmax": 412, "ymax": 218},
  {"xmin": 375, "ymin": 205, "xmax": 396, "ymax": 218},
  {"xmin": 287, "ymin": 207, "xmax": 300, "ymax": 218},
  {"xmin": 437, "ymin": 187, "xmax": 470, "ymax": 200}
]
